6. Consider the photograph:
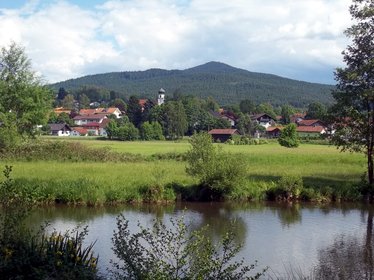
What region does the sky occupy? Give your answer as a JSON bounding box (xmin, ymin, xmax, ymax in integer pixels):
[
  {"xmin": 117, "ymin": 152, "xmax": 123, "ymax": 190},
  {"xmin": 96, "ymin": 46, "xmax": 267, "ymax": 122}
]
[{"xmin": 0, "ymin": 0, "xmax": 353, "ymax": 84}]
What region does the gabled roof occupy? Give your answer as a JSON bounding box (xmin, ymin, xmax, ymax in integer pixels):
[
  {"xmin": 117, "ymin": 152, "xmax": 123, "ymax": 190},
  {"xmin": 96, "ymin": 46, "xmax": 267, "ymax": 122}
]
[
  {"xmin": 266, "ymin": 126, "xmax": 283, "ymax": 132},
  {"xmin": 73, "ymin": 114, "xmax": 106, "ymax": 120},
  {"xmin": 79, "ymin": 107, "xmax": 120, "ymax": 116},
  {"xmin": 72, "ymin": 127, "xmax": 88, "ymax": 135},
  {"xmin": 296, "ymin": 126, "xmax": 325, "ymax": 133},
  {"xmin": 53, "ymin": 107, "xmax": 71, "ymax": 115},
  {"xmin": 48, "ymin": 123, "xmax": 71, "ymax": 131},
  {"xmin": 298, "ymin": 119, "xmax": 324, "ymax": 126},
  {"xmin": 208, "ymin": 129, "xmax": 239, "ymax": 135},
  {"xmin": 250, "ymin": 113, "xmax": 275, "ymax": 121}
]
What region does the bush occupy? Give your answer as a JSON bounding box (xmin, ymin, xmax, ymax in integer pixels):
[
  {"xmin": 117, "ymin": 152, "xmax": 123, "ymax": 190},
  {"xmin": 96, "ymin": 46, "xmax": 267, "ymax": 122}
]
[
  {"xmin": 278, "ymin": 123, "xmax": 300, "ymax": 148},
  {"xmin": 111, "ymin": 214, "xmax": 266, "ymax": 280},
  {"xmin": 266, "ymin": 175, "xmax": 303, "ymax": 201},
  {"xmin": 0, "ymin": 166, "xmax": 100, "ymax": 279},
  {"xmin": 186, "ymin": 132, "xmax": 247, "ymax": 199}
]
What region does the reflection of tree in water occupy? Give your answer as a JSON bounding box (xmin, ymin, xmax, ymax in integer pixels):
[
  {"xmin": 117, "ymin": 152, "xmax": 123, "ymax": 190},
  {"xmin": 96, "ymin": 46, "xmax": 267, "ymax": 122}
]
[
  {"xmin": 178, "ymin": 203, "xmax": 248, "ymax": 246},
  {"xmin": 275, "ymin": 203, "xmax": 302, "ymax": 227},
  {"xmin": 314, "ymin": 209, "xmax": 374, "ymax": 280}
]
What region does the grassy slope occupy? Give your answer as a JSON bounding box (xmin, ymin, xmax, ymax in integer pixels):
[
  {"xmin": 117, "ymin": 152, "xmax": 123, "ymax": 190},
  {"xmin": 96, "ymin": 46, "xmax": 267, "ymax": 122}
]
[{"xmin": 5, "ymin": 139, "xmax": 365, "ymax": 203}]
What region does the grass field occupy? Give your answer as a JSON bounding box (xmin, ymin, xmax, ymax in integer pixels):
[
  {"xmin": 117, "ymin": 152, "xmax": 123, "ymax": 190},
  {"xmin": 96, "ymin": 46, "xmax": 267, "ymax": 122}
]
[{"xmin": 5, "ymin": 139, "xmax": 366, "ymax": 204}]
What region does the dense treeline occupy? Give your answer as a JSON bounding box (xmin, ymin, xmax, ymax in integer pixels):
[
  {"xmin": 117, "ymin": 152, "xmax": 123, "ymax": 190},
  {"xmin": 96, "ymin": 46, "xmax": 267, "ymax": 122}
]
[{"xmin": 50, "ymin": 61, "xmax": 333, "ymax": 108}]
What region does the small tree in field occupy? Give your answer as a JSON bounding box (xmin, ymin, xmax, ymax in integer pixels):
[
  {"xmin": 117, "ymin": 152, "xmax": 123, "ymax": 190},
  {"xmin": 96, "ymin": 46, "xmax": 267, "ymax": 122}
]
[
  {"xmin": 186, "ymin": 132, "xmax": 247, "ymax": 198},
  {"xmin": 278, "ymin": 123, "xmax": 299, "ymax": 148}
]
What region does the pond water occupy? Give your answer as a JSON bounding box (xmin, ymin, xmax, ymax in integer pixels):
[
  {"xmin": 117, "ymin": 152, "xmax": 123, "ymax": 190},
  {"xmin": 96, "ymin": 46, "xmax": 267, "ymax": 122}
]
[{"xmin": 27, "ymin": 202, "xmax": 374, "ymax": 279}]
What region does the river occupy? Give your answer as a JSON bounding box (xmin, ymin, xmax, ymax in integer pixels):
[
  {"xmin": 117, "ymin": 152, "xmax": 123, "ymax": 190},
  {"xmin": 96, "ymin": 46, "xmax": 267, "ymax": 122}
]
[{"xmin": 27, "ymin": 202, "xmax": 374, "ymax": 279}]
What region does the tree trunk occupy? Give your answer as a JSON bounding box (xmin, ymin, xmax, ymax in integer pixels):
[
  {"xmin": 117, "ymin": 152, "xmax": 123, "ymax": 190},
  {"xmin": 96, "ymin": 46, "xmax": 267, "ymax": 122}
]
[{"xmin": 369, "ymin": 148, "xmax": 373, "ymax": 186}]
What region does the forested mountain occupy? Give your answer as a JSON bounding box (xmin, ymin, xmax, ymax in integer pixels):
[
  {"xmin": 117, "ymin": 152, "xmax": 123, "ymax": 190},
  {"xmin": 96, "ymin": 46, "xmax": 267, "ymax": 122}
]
[{"xmin": 50, "ymin": 61, "xmax": 334, "ymax": 107}]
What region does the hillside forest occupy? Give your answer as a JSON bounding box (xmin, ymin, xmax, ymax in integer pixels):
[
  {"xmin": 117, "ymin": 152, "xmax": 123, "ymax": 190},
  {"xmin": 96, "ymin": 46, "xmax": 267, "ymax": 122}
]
[{"xmin": 50, "ymin": 61, "xmax": 333, "ymax": 108}]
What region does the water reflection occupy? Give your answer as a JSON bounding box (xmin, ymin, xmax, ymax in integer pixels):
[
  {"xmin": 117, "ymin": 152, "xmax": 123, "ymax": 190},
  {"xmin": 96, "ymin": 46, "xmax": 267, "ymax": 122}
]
[
  {"xmin": 23, "ymin": 202, "xmax": 374, "ymax": 276},
  {"xmin": 314, "ymin": 207, "xmax": 374, "ymax": 280}
]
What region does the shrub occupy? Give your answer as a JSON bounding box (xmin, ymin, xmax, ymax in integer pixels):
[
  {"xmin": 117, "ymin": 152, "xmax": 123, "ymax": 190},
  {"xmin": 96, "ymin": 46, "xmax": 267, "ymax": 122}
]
[
  {"xmin": 278, "ymin": 123, "xmax": 300, "ymax": 148},
  {"xmin": 0, "ymin": 166, "xmax": 101, "ymax": 279},
  {"xmin": 111, "ymin": 214, "xmax": 266, "ymax": 280},
  {"xmin": 266, "ymin": 175, "xmax": 303, "ymax": 201},
  {"xmin": 186, "ymin": 132, "xmax": 247, "ymax": 199}
]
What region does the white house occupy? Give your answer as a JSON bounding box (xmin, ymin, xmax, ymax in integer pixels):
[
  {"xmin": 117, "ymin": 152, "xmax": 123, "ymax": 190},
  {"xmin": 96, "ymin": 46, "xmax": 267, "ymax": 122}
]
[{"xmin": 48, "ymin": 123, "xmax": 72, "ymax": 136}]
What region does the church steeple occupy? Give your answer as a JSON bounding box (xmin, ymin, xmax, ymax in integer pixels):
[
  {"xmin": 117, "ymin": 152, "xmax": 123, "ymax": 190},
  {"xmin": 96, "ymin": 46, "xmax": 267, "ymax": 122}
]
[{"xmin": 157, "ymin": 88, "xmax": 165, "ymax": 105}]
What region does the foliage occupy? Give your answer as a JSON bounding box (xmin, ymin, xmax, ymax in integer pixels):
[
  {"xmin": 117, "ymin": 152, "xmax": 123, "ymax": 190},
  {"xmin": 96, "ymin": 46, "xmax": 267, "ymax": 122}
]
[
  {"xmin": 0, "ymin": 228, "xmax": 100, "ymax": 280},
  {"xmin": 0, "ymin": 165, "xmax": 30, "ymax": 245},
  {"xmin": 229, "ymin": 135, "xmax": 268, "ymax": 145},
  {"xmin": 164, "ymin": 101, "xmax": 188, "ymax": 139},
  {"xmin": 0, "ymin": 42, "xmax": 53, "ymax": 147},
  {"xmin": 61, "ymin": 94, "xmax": 75, "ymax": 110},
  {"xmin": 186, "ymin": 132, "xmax": 247, "ymax": 199},
  {"xmin": 111, "ymin": 214, "xmax": 266, "ymax": 280},
  {"xmin": 239, "ymin": 99, "xmax": 256, "ymax": 114},
  {"xmin": 278, "ymin": 123, "xmax": 300, "ymax": 148},
  {"xmin": 127, "ymin": 96, "xmax": 142, "ymax": 127},
  {"xmin": 140, "ymin": 121, "xmax": 165, "ymax": 140},
  {"xmin": 116, "ymin": 123, "xmax": 139, "ymax": 141},
  {"xmin": 0, "ymin": 166, "xmax": 100, "ymax": 279},
  {"xmin": 280, "ymin": 104, "xmax": 295, "ymax": 124},
  {"xmin": 266, "ymin": 175, "xmax": 303, "ymax": 201},
  {"xmin": 0, "ymin": 140, "xmax": 143, "ymax": 162},
  {"xmin": 330, "ymin": 0, "xmax": 374, "ymax": 185},
  {"xmin": 50, "ymin": 61, "xmax": 333, "ymax": 107},
  {"xmin": 306, "ymin": 102, "xmax": 327, "ymax": 120}
]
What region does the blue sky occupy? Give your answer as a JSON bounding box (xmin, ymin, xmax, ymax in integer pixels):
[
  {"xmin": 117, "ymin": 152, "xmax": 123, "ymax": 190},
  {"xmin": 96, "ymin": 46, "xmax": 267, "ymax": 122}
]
[{"xmin": 0, "ymin": 0, "xmax": 352, "ymax": 84}]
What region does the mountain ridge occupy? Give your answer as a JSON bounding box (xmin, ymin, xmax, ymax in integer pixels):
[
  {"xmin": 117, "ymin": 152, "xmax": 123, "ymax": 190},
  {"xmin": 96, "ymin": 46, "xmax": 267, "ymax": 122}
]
[{"xmin": 50, "ymin": 61, "xmax": 334, "ymax": 107}]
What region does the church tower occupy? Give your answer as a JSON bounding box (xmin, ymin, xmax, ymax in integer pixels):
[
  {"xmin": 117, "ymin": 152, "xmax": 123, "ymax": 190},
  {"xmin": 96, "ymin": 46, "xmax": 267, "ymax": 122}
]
[{"xmin": 157, "ymin": 88, "xmax": 165, "ymax": 105}]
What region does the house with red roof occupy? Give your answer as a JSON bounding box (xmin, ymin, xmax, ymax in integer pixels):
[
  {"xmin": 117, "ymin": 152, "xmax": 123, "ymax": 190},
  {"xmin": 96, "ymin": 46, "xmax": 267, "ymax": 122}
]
[
  {"xmin": 297, "ymin": 119, "xmax": 325, "ymax": 127},
  {"xmin": 266, "ymin": 126, "xmax": 283, "ymax": 138},
  {"xmin": 73, "ymin": 114, "xmax": 107, "ymax": 126},
  {"xmin": 296, "ymin": 126, "xmax": 326, "ymax": 138},
  {"xmin": 208, "ymin": 129, "xmax": 240, "ymax": 142},
  {"xmin": 71, "ymin": 127, "xmax": 88, "ymax": 136},
  {"xmin": 79, "ymin": 107, "xmax": 121, "ymax": 118}
]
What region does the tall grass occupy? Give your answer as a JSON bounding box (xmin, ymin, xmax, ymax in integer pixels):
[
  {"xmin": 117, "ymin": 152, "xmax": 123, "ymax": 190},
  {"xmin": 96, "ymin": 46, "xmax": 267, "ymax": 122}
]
[{"xmin": 3, "ymin": 140, "xmax": 367, "ymax": 204}]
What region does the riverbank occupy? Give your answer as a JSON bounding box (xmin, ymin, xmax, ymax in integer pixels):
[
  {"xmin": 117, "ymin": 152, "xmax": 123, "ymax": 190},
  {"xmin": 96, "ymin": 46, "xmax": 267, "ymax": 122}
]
[{"xmin": 1, "ymin": 139, "xmax": 365, "ymax": 205}]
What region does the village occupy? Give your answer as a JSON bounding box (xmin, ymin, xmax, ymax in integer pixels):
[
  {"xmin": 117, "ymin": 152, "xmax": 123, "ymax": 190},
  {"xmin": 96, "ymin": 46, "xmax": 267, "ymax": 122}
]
[{"xmin": 48, "ymin": 88, "xmax": 328, "ymax": 142}]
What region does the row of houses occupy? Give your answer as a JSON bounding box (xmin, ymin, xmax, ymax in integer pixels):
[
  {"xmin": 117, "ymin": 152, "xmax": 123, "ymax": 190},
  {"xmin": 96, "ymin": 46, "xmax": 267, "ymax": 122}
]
[
  {"xmin": 210, "ymin": 111, "xmax": 328, "ymax": 141},
  {"xmin": 49, "ymin": 107, "xmax": 122, "ymax": 136}
]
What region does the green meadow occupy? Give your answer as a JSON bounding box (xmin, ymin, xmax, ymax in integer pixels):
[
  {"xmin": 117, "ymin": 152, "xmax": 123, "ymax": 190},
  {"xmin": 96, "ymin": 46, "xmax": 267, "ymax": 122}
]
[{"xmin": 4, "ymin": 139, "xmax": 366, "ymax": 204}]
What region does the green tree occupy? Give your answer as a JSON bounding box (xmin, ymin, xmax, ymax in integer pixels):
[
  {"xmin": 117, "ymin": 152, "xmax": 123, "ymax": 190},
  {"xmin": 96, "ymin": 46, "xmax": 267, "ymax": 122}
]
[
  {"xmin": 127, "ymin": 96, "xmax": 142, "ymax": 127},
  {"xmin": 281, "ymin": 104, "xmax": 295, "ymax": 124},
  {"xmin": 61, "ymin": 94, "xmax": 75, "ymax": 110},
  {"xmin": 306, "ymin": 102, "xmax": 327, "ymax": 120},
  {"xmin": 78, "ymin": 93, "xmax": 90, "ymax": 109},
  {"xmin": 57, "ymin": 87, "xmax": 67, "ymax": 101},
  {"xmin": 331, "ymin": 0, "xmax": 374, "ymax": 185},
  {"xmin": 256, "ymin": 103, "xmax": 277, "ymax": 119},
  {"xmin": 110, "ymin": 98, "xmax": 127, "ymax": 112},
  {"xmin": 239, "ymin": 99, "xmax": 256, "ymax": 114},
  {"xmin": 0, "ymin": 42, "xmax": 52, "ymax": 147},
  {"xmin": 186, "ymin": 132, "xmax": 247, "ymax": 198},
  {"xmin": 106, "ymin": 119, "xmax": 118, "ymax": 140},
  {"xmin": 278, "ymin": 123, "xmax": 299, "ymax": 148},
  {"xmin": 236, "ymin": 113, "xmax": 255, "ymax": 135},
  {"xmin": 164, "ymin": 101, "xmax": 188, "ymax": 139},
  {"xmin": 116, "ymin": 123, "xmax": 139, "ymax": 141},
  {"xmin": 140, "ymin": 121, "xmax": 164, "ymax": 140}
]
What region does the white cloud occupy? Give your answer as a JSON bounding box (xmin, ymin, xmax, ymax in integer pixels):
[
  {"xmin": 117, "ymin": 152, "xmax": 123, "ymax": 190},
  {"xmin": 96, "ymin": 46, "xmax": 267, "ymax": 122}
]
[{"xmin": 0, "ymin": 0, "xmax": 353, "ymax": 84}]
